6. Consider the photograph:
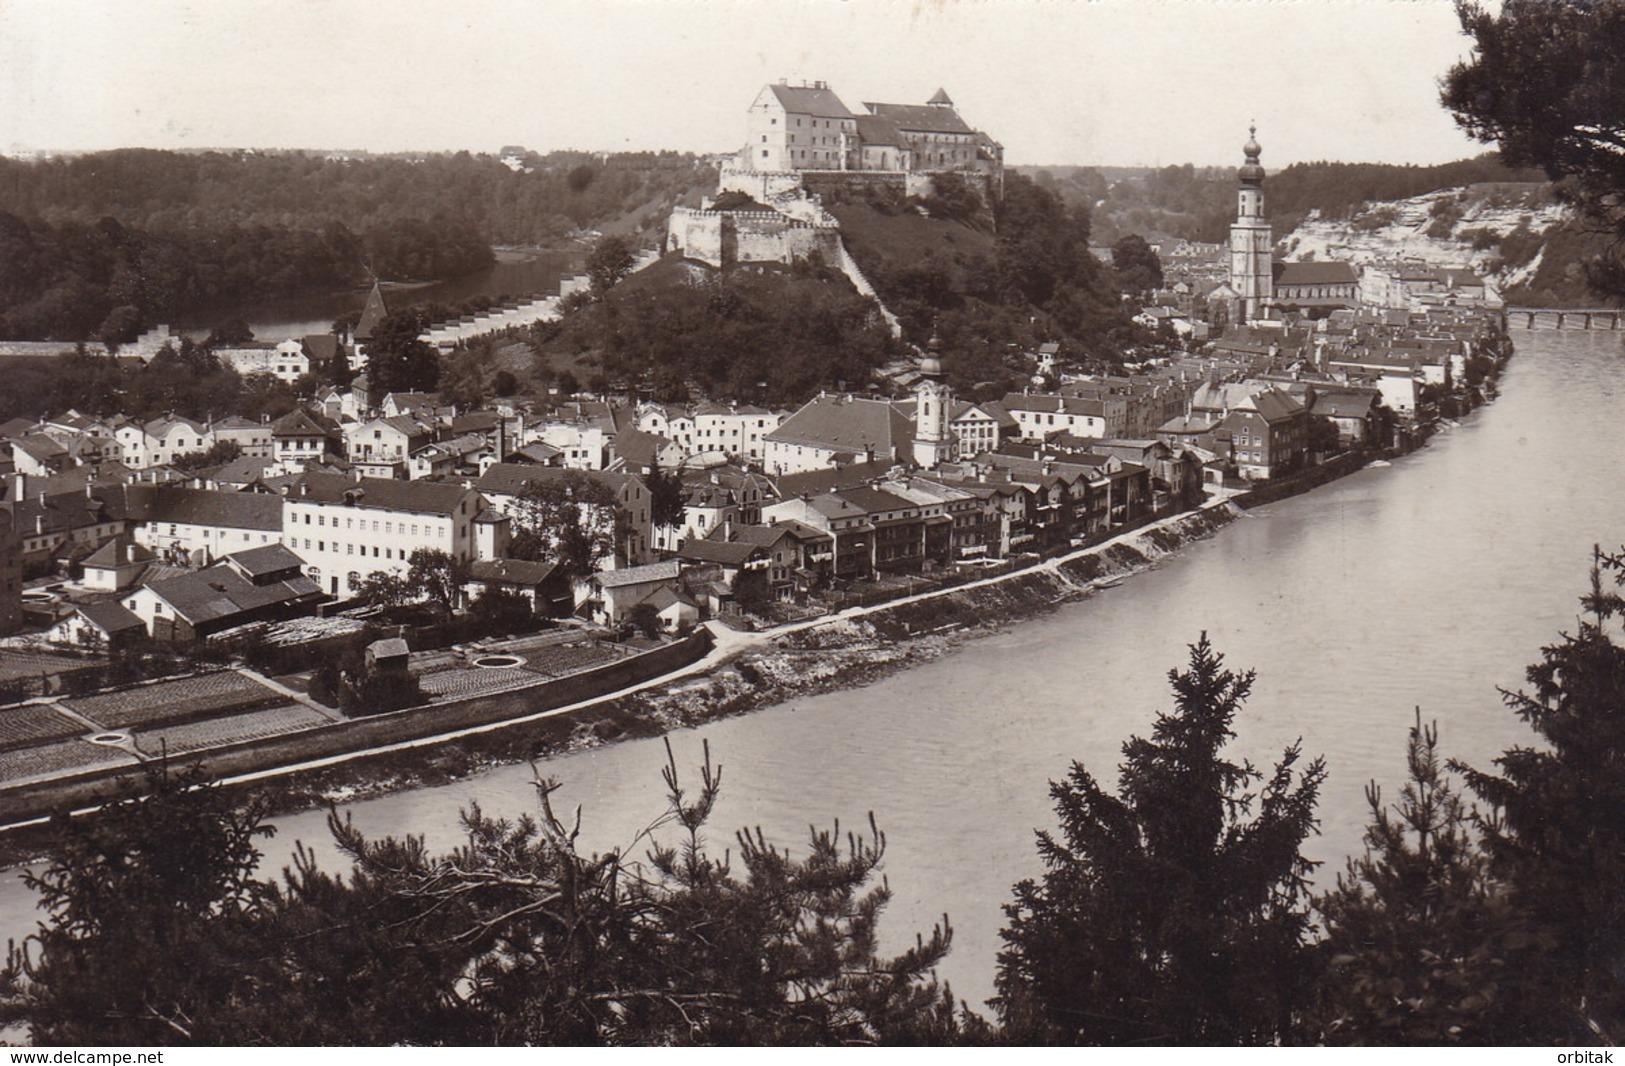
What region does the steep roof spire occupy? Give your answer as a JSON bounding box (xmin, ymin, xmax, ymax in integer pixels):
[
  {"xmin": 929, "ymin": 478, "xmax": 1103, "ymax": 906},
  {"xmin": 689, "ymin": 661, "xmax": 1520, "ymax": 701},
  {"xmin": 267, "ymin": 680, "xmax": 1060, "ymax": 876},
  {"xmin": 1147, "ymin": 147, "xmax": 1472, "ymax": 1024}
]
[{"xmin": 353, "ymin": 281, "xmax": 391, "ymax": 343}]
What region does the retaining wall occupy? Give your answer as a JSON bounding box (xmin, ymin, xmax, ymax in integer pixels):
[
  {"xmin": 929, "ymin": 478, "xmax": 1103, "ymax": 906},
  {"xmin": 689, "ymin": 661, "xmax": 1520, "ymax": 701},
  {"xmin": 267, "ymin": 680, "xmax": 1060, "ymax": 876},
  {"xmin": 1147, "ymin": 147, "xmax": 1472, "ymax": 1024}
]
[{"xmin": 0, "ymin": 630, "xmax": 714, "ymax": 825}]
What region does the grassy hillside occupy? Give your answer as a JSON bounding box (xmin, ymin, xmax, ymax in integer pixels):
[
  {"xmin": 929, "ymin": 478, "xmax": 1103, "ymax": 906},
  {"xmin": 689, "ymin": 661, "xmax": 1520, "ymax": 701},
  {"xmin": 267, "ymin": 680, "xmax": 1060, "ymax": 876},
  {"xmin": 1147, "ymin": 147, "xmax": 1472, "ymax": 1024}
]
[{"xmin": 829, "ymin": 201, "xmax": 996, "ymax": 294}]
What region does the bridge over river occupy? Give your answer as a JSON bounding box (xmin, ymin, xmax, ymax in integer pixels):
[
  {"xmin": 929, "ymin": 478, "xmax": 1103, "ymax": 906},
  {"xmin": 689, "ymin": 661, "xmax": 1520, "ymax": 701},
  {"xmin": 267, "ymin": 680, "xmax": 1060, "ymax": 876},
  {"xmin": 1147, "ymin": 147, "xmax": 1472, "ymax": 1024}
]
[{"xmin": 1507, "ymin": 306, "xmax": 1624, "ymax": 330}]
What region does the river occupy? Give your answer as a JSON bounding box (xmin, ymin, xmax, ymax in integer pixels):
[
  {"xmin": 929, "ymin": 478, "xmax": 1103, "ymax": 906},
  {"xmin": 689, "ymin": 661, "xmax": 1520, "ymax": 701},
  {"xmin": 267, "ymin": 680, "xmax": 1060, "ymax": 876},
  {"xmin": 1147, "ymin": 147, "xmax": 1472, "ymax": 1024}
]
[
  {"xmin": 175, "ymin": 248, "xmax": 581, "ymax": 343},
  {"xmin": 2, "ymin": 327, "xmax": 1620, "ymax": 1014}
]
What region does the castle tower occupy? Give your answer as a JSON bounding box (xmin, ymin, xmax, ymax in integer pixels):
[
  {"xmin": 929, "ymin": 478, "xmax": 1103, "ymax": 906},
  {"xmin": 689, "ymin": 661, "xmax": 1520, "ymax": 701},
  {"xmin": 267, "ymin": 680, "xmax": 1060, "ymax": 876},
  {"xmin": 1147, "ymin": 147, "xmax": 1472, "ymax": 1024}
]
[
  {"xmin": 913, "ymin": 330, "xmax": 953, "ymax": 469},
  {"xmin": 1229, "ymin": 124, "xmax": 1274, "ymax": 322}
]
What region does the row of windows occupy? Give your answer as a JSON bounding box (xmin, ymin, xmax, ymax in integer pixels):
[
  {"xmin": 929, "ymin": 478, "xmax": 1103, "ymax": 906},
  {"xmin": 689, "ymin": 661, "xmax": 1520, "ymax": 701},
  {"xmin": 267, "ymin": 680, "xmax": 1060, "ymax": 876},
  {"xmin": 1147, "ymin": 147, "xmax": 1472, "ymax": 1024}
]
[
  {"xmin": 290, "ymin": 537, "xmax": 463, "ymax": 560},
  {"xmin": 296, "ymin": 513, "xmax": 448, "ymax": 537}
]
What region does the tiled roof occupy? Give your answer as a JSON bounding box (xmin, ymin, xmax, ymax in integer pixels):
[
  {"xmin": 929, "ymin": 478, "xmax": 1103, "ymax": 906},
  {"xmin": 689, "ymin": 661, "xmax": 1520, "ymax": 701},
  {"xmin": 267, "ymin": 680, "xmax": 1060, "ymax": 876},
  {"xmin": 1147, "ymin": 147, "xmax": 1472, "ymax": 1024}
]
[
  {"xmin": 677, "ymin": 539, "xmax": 761, "ymax": 567},
  {"xmin": 301, "ymin": 334, "xmax": 340, "ymax": 362},
  {"xmin": 272, "ymin": 409, "xmax": 339, "ymax": 439},
  {"xmin": 145, "ymin": 564, "xmax": 322, "ymax": 626},
  {"xmin": 226, "ymin": 542, "xmax": 305, "ymax": 578},
  {"xmin": 286, "ymin": 472, "xmax": 474, "ymax": 516},
  {"xmin": 594, "ymin": 559, "xmax": 682, "ymax": 589},
  {"xmin": 1236, "ymin": 388, "xmax": 1306, "ymax": 423},
  {"xmin": 719, "ymin": 523, "xmax": 794, "ymax": 548},
  {"xmin": 855, "ymin": 115, "xmax": 904, "ymax": 146},
  {"xmin": 82, "ymin": 538, "xmax": 155, "ymax": 570},
  {"xmin": 864, "ymin": 102, "xmax": 974, "ymax": 134},
  {"xmin": 1000, "ymin": 393, "xmax": 1106, "ymax": 418},
  {"xmin": 772, "ymin": 459, "xmax": 897, "ymax": 499},
  {"xmin": 834, "ymin": 485, "xmax": 918, "ymax": 515},
  {"xmin": 1274, "ymin": 261, "xmax": 1359, "ymax": 287},
  {"xmin": 766, "ymin": 395, "xmax": 912, "ymax": 458},
  {"xmin": 468, "ymin": 558, "xmax": 559, "ymax": 585},
  {"xmin": 124, "ymin": 485, "xmax": 282, "ymax": 531},
  {"xmin": 77, "ymin": 600, "xmax": 147, "ymax": 634},
  {"xmin": 13, "ymin": 435, "xmax": 68, "ymax": 464},
  {"xmin": 767, "ymin": 83, "xmax": 855, "ymax": 119}
]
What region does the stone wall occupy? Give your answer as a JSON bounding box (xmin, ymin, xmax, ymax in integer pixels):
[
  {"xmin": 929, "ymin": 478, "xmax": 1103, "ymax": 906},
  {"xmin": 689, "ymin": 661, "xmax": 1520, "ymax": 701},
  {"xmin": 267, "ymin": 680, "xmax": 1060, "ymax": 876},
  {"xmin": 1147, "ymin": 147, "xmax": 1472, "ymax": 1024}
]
[{"xmin": 667, "ymin": 207, "xmax": 841, "ymax": 270}]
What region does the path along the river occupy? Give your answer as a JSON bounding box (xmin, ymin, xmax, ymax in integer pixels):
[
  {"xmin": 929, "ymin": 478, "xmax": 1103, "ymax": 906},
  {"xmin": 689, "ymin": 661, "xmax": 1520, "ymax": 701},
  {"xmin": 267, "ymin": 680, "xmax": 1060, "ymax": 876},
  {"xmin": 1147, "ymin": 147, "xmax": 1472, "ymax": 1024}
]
[{"xmin": 5, "ymin": 327, "xmax": 1620, "ymax": 1012}]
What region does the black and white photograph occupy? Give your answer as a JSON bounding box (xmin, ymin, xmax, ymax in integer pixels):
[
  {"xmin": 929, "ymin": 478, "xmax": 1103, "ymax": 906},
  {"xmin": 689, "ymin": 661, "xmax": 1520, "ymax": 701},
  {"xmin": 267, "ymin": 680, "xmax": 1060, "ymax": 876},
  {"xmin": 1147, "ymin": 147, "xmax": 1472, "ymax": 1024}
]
[{"xmin": 0, "ymin": 0, "xmax": 1621, "ymax": 1049}]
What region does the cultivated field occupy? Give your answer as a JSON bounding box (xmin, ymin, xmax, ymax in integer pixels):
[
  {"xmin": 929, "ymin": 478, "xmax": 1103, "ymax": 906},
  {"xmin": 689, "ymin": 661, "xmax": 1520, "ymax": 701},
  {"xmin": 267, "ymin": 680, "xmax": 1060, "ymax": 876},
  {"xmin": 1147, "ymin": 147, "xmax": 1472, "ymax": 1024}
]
[{"xmin": 64, "ymin": 671, "xmax": 282, "ymax": 730}]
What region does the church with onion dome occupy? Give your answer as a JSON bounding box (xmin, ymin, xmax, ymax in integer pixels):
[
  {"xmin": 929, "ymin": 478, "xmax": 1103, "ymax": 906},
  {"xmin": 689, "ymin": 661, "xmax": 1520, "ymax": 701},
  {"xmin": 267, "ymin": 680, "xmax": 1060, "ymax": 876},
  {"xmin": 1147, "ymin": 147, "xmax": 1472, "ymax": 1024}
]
[{"xmin": 1214, "ymin": 126, "xmax": 1361, "ymax": 327}]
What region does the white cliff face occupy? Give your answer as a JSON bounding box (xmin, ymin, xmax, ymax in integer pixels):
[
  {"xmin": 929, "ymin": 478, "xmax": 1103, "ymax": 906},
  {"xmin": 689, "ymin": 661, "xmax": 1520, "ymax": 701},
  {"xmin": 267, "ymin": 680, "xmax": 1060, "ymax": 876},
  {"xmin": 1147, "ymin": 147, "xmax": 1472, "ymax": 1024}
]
[{"xmin": 1277, "ymin": 184, "xmax": 1568, "ymax": 291}]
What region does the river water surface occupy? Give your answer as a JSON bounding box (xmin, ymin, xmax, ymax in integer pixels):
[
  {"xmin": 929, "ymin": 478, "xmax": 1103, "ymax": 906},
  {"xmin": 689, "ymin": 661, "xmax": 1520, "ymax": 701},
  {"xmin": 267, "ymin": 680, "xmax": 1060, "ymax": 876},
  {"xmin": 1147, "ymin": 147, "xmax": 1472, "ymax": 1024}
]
[{"xmin": 3, "ymin": 327, "xmax": 1620, "ymax": 1012}]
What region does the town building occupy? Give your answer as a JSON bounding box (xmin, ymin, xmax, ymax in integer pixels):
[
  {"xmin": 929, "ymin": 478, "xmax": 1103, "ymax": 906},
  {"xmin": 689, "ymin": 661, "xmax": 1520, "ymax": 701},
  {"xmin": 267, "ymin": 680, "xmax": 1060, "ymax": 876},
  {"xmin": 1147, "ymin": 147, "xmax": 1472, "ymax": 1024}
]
[
  {"xmin": 121, "ymin": 543, "xmax": 324, "ymax": 642},
  {"xmin": 281, "ymin": 472, "xmax": 484, "ymax": 598},
  {"xmin": 764, "ymin": 393, "xmax": 914, "ymax": 476}
]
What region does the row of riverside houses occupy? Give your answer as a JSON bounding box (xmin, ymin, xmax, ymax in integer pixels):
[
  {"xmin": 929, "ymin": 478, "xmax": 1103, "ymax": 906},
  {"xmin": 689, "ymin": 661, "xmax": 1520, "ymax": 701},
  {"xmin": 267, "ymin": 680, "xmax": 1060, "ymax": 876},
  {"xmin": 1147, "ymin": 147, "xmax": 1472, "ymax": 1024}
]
[{"xmin": 0, "ymin": 296, "xmax": 1502, "ymax": 644}]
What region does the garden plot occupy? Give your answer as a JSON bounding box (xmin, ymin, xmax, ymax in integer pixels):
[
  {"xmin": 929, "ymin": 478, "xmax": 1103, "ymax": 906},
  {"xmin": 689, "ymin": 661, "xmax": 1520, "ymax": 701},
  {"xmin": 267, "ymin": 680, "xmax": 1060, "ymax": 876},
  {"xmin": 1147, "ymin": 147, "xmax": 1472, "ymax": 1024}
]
[
  {"xmin": 132, "ymin": 703, "xmax": 328, "ymax": 757},
  {"xmin": 417, "ymin": 665, "xmax": 549, "ymax": 702},
  {"xmin": 519, "ymin": 642, "xmax": 623, "ymax": 677},
  {"xmin": 0, "ymin": 739, "xmax": 136, "ymax": 787},
  {"xmin": 0, "ymin": 704, "xmax": 89, "ymax": 751},
  {"xmin": 64, "ymin": 671, "xmax": 282, "ymax": 730}
]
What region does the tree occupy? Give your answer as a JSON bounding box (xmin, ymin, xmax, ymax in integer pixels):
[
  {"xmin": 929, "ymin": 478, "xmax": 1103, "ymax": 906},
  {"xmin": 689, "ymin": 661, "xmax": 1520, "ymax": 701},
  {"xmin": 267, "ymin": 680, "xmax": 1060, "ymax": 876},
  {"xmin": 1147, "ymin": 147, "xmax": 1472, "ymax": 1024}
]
[
  {"xmin": 351, "ymin": 569, "xmax": 414, "ymax": 610},
  {"xmin": 97, "ymin": 304, "xmax": 144, "ymax": 351},
  {"xmin": 307, "ymin": 741, "xmax": 956, "ymax": 1044},
  {"xmin": 506, "ymin": 471, "xmax": 629, "ymax": 579},
  {"xmin": 0, "ymin": 765, "xmax": 278, "ymax": 1044},
  {"xmin": 646, "ymin": 460, "xmax": 686, "ymax": 530},
  {"xmin": 1111, "ymin": 234, "xmax": 1164, "ymax": 295},
  {"xmin": 1310, "ymin": 712, "xmax": 1534, "ymax": 1044},
  {"xmin": 627, "ymin": 601, "xmax": 662, "ymax": 640},
  {"xmin": 349, "ymin": 549, "xmax": 465, "ymax": 614},
  {"xmin": 1442, "ymin": 0, "xmax": 1625, "ymax": 296},
  {"xmin": 3, "ymin": 747, "xmax": 960, "ymax": 1045},
  {"xmin": 366, "ymin": 310, "xmax": 440, "ymax": 394},
  {"xmin": 996, "ymin": 635, "xmax": 1327, "ymax": 1045},
  {"xmin": 1450, "ymin": 546, "xmax": 1625, "ymax": 1042},
  {"xmin": 204, "ymin": 317, "xmax": 255, "ymax": 349},
  {"xmin": 170, "ymin": 439, "xmax": 244, "ymax": 473},
  {"xmin": 586, "ymin": 235, "xmax": 635, "ymax": 298},
  {"xmin": 404, "ymin": 548, "xmax": 466, "ymax": 615}
]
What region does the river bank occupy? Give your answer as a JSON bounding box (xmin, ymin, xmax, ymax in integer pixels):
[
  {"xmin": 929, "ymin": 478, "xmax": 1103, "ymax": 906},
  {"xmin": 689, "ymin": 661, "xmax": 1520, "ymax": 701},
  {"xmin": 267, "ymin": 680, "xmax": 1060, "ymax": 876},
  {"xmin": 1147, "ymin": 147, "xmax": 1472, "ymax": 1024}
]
[{"xmin": 0, "ymin": 503, "xmax": 1240, "ymax": 867}]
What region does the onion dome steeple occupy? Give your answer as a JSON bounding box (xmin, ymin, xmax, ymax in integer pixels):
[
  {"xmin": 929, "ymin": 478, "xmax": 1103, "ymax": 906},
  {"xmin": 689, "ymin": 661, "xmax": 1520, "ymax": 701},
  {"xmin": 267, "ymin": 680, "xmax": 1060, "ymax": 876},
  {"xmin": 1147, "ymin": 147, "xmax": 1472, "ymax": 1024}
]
[
  {"xmin": 1239, "ymin": 123, "xmax": 1265, "ymax": 185},
  {"xmin": 920, "ymin": 327, "xmax": 945, "ymax": 379}
]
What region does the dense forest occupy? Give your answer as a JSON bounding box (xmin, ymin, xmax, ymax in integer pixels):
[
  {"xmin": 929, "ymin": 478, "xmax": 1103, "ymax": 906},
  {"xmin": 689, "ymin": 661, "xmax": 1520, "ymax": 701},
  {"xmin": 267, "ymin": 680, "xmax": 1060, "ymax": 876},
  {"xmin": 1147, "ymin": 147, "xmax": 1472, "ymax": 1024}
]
[
  {"xmin": 0, "ymin": 342, "xmax": 310, "ymax": 426},
  {"xmin": 0, "ymin": 149, "xmax": 714, "ymax": 341},
  {"xmin": 833, "ymin": 172, "xmax": 1150, "ymax": 396},
  {"xmin": 524, "ymin": 254, "xmax": 902, "ymax": 407}
]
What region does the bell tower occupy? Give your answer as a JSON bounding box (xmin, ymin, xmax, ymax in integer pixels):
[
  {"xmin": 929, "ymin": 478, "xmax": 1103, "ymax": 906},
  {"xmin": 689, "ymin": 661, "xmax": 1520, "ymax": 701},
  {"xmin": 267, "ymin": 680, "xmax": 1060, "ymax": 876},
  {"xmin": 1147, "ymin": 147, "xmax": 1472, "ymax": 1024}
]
[
  {"xmin": 912, "ymin": 330, "xmax": 953, "ymax": 469},
  {"xmin": 1229, "ymin": 124, "xmax": 1274, "ymax": 322}
]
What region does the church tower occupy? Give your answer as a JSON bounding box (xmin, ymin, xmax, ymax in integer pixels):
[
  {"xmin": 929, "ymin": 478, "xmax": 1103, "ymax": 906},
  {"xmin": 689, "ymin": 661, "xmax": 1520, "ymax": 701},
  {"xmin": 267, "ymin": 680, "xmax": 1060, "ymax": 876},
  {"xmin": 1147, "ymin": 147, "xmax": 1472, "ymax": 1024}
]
[
  {"xmin": 1229, "ymin": 124, "xmax": 1274, "ymax": 322},
  {"xmin": 912, "ymin": 331, "xmax": 953, "ymax": 469}
]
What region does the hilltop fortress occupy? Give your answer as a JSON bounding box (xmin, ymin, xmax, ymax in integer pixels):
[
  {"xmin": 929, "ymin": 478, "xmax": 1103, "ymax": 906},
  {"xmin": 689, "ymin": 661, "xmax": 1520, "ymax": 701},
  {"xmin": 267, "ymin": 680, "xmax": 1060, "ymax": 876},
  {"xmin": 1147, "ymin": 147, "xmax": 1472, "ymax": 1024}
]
[{"xmin": 667, "ymin": 80, "xmax": 1001, "ymax": 288}]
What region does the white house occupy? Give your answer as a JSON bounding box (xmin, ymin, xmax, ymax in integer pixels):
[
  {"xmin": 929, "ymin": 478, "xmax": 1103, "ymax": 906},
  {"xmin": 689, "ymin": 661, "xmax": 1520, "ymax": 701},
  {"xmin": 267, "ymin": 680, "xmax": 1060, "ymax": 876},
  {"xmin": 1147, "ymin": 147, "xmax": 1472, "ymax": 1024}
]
[{"xmin": 280, "ymin": 472, "xmax": 484, "ymax": 598}]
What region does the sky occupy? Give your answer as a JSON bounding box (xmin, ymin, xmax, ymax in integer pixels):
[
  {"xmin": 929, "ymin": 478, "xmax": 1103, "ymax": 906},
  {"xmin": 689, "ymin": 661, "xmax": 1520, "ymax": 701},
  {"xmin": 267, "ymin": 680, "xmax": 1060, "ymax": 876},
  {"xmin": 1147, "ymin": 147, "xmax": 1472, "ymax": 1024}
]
[{"xmin": 0, "ymin": 0, "xmax": 1491, "ymax": 168}]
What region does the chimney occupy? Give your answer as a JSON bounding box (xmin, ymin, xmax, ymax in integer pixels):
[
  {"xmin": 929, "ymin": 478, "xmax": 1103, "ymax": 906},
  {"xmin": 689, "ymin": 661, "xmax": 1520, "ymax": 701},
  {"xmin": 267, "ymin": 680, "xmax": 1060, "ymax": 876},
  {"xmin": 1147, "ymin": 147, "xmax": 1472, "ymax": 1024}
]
[
  {"xmin": 35, "ymin": 514, "xmax": 43, "ymax": 535},
  {"xmin": 724, "ymin": 517, "xmax": 733, "ymax": 541},
  {"xmin": 11, "ymin": 472, "xmax": 24, "ymax": 502}
]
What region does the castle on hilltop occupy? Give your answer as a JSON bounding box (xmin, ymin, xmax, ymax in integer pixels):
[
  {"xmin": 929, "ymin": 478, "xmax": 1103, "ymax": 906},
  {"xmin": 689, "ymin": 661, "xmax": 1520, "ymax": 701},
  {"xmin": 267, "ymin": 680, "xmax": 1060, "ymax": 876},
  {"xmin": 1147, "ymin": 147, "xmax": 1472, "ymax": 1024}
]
[
  {"xmin": 665, "ymin": 81, "xmax": 1002, "ymax": 328},
  {"xmin": 740, "ymin": 80, "xmax": 1002, "ymax": 186}
]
